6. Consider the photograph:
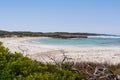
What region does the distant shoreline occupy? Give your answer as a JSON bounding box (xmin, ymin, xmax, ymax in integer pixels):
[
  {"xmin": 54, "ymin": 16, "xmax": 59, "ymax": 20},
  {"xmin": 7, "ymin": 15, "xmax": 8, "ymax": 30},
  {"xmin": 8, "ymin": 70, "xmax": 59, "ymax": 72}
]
[{"xmin": 0, "ymin": 30, "xmax": 106, "ymax": 39}]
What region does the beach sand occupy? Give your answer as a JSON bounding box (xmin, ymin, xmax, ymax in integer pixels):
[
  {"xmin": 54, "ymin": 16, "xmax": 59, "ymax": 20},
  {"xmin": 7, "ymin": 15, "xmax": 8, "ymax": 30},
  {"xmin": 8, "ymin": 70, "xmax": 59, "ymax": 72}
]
[{"xmin": 0, "ymin": 37, "xmax": 120, "ymax": 64}]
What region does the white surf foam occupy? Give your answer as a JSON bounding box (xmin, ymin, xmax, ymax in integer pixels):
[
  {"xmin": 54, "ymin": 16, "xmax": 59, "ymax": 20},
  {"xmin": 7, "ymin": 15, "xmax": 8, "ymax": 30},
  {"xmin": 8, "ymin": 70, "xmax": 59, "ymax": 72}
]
[{"xmin": 88, "ymin": 36, "xmax": 120, "ymax": 38}]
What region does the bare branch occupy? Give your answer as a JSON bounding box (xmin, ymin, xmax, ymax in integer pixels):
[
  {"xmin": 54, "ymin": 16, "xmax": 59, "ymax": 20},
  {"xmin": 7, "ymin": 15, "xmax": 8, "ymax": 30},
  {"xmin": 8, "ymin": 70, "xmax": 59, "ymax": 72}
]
[{"xmin": 18, "ymin": 45, "xmax": 29, "ymax": 56}]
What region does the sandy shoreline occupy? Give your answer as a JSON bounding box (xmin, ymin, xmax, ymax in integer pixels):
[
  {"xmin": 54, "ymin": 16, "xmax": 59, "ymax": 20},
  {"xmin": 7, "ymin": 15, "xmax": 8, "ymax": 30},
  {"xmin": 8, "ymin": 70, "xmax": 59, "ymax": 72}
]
[{"xmin": 0, "ymin": 37, "xmax": 120, "ymax": 64}]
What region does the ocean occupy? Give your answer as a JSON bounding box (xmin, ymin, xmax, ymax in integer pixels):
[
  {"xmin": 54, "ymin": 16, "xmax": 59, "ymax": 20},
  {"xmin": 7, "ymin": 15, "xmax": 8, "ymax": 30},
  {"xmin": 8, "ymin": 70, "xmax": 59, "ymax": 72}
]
[{"xmin": 29, "ymin": 36, "xmax": 120, "ymax": 46}]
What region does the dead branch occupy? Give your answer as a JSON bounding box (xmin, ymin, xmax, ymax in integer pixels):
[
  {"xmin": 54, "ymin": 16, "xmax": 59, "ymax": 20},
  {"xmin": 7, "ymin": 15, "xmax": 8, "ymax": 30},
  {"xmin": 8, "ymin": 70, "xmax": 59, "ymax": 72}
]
[
  {"xmin": 85, "ymin": 64, "xmax": 120, "ymax": 80},
  {"xmin": 18, "ymin": 45, "xmax": 29, "ymax": 56},
  {"xmin": 46, "ymin": 50, "xmax": 72, "ymax": 69}
]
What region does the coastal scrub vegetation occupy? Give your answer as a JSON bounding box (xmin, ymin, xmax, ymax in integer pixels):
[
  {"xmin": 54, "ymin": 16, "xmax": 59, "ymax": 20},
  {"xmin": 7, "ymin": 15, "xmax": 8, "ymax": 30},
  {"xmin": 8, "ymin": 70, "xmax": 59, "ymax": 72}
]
[
  {"xmin": 0, "ymin": 30, "xmax": 103, "ymax": 38},
  {"xmin": 0, "ymin": 41, "xmax": 120, "ymax": 80},
  {"xmin": 0, "ymin": 42, "xmax": 86, "ymax": 80}
]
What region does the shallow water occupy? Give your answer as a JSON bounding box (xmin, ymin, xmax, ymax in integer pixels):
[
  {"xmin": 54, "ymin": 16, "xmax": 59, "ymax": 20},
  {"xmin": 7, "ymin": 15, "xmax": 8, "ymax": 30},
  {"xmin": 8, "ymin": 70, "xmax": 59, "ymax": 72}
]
[{"xmin": 30, "ymin": 36, "xmax": 120, "ymax": 46}]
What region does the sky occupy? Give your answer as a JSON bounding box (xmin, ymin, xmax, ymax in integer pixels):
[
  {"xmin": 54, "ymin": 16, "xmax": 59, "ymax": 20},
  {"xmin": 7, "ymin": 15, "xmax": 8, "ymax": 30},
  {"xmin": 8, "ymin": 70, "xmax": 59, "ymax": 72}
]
[{"xmin": 0, "ymin": 0, "xmax": 120, "ymax": 34}]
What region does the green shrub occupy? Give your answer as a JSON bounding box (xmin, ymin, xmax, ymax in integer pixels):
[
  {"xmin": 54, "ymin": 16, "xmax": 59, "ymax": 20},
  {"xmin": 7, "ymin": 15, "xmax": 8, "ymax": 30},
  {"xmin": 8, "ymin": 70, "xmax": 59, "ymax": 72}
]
[{"xmin": 0, "ymin": 42, "xmax": 86, "ymax": 80}]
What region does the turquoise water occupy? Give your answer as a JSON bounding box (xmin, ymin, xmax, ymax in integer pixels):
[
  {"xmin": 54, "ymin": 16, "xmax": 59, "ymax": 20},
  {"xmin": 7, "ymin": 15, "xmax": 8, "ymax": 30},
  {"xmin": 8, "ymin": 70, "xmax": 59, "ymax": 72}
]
[{"xmin": 31, "ymin": 36, "xmax": 120, "ymax": 46}]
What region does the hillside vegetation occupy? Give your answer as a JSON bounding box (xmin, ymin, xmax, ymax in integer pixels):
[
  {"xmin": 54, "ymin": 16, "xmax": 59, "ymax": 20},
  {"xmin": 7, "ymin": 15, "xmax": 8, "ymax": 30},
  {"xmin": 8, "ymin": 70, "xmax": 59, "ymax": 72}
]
[{"xmin": 0, "ymin": 30, "xmax": 104, "ymax": 39}]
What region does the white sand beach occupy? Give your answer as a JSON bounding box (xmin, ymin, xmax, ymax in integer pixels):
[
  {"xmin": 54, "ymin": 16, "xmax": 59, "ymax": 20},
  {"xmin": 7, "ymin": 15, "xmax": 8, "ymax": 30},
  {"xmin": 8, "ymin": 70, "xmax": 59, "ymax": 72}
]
[{"xmin": 0, "ymin": 37, "xmax": 120, "ymax": 64}]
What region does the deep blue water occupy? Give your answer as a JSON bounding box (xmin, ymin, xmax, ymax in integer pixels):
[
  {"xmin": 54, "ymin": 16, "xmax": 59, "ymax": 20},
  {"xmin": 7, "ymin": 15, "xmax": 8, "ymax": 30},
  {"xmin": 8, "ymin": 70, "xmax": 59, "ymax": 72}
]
[{"xmin": 30, "ymin": 36, "xmax": 120, "ymax": 46}]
